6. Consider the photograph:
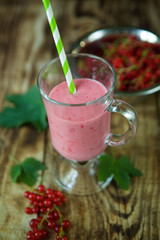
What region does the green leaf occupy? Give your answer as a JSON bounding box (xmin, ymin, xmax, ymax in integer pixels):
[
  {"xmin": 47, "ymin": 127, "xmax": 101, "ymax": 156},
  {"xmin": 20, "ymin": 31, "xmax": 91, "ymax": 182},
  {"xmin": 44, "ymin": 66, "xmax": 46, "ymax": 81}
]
[
  {"xmin": 98, "ymin": 154, "xmax": 114, "ymax": 181},
  {"xmin": 18, "ymin": 167, "xmax": 39, "ymax": 187},
  {"xmin": 115, "ymin": 156, "xmax": 143, "ymax": 177},
  {"xmin": 97, "ymin": 153, "xmax": 143, "ymax": 190},
  {"xmin": 10, "ymin": 157, "xmax": 46, "ymax": 186},
  {"xmin": 10, "ymin": 164, "xmax": 22, "ymax": 182},
  {"xmin": 114, "ymin": 168, "xmax": 130, "ymax": 190},
  {"xmin": 22, "ymin": 157, "xmax": 46, "ymax": 171},
  {"xmin": 0, "ymin": 86, "xmax": 47, "ymax": 132}
]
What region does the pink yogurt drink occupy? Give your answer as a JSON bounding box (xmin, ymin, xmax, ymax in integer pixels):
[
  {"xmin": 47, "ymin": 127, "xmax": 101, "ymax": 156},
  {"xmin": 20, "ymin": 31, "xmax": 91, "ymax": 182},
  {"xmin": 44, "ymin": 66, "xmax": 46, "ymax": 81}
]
[{"xmin": 45, "ymin": 78, "xmax": 110, "ymax": 162}]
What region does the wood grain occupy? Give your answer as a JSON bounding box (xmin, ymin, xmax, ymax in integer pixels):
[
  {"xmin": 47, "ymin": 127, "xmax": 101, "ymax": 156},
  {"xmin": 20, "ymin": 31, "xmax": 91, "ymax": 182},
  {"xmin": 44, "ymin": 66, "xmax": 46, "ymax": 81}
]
[{"xmin": 0, "ymin": 0, "xmax": 160, "ymax": 239}]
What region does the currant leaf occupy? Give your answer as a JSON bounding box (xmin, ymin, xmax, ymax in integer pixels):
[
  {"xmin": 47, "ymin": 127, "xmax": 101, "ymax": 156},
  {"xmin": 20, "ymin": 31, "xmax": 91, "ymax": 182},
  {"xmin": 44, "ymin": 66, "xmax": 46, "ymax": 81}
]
[
  {"xmin": 0, "ymin": 86, "xmax": 47, "ymax": 132},
  {"xmin": 10, "ymin": 164, "xmax": 22, "ymax": 182},
  {"xmin": 10, "ymin": 157, "xmax": 46, "ymax": 186},
  {"xmin": 97, "ymin": 153, "xmax": 143, "ymax": 190},
  {"xmin": 113, "ymin": 168, "xmax": 130, "ymax": 190},
  {"xmin": 98, "ymin": 154, "xmax": 114, "ymax": 181},
  {"xmin": 115, "ymin": 156, "xmax": 143, "ymax": 177}
]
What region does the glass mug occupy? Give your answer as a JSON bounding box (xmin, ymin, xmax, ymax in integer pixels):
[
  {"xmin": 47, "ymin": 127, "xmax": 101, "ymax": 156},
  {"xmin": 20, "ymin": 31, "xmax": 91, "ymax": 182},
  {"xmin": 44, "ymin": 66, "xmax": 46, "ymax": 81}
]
[{"xmin": 37, "ymin": 53, "xmax": 138, "ymax": 195}]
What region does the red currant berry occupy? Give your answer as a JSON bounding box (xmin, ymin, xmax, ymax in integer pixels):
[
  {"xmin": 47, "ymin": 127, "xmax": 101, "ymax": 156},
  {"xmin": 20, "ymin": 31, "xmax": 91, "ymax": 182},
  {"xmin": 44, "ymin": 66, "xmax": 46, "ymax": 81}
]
[
  {"xmin": 38, "ymin": 201, "xmax": 45, "ymax": 207},
  {"xmin": 33, "ymin": 200, "xmax": 39, "ymax": 207},
  {"xmin": 56, "ymin": 201, "xmax": 62, "ymax": 207},
  {"xmin": 53, "ymin": 197, "xmax": 61, "ymax": 205},
  {"xmin": 32, "ymin": 207, "xmax": 39, "ymax": 214},
  {"xmin": 56, "ymin": 191, "xmax": 64, "ymax": 198},
  {"xmin": 46, "ymin": 207, "xmax": 53, "ymax": 212},
  {"xmin": 47, "ymin": 219, "xmax": 56, "ymax": 229},
  {"xmin": 44, "ymin": 199, "xmax": 53, "ymax": 207},
  {"xmin": 36, "ymin": 195, "xmax": 44, "ymax": 201},
  {"xmin": 37, "ymin": 216, "xmax": 43, "ymax": 222},
  {"xmin": 26, "ymin": 235, "xmax": 33, "ymax": 240},
  {"xmin": 40, "ymin": 229, "xmax": 48, "ymax": 237},
  {"xmin": 56, "ymin": 235, "xmax": 68, "ymax": 240},
  {"xmin": 29, "ymin": 218, "xmax": 39, "ymax": 229},
  {"xmin": 34, "ymin": 230, "xmax": 42, "ymax": 239},
  {"xmin": 46, "ymin": 188, "xmax": 53, "ymax": 194},
  {"xmin": 47, "ymin": 213, "xmax": 54, "ymax": 221},
  {"xmin": 29, "ymin": 193, "xmax": 37, "ymax": 201},
  {"xmin": 24, "ymin": 191, "xmax": 30, "ymax": 198},
  {"xmin": 30, "ymin": 200, "xmax": 35, "ymax": 205},
  {"xmin": 52, "ymin": 190, "xmax": 58, "ymax": 195},
  {"xmin": 52, "ymin": 210, "xmax": 60, "ymax": 220},
  {"xmin": 37, "ymin": 184, "xmax": 46, "ymax": 193},
  {"xmin": 62, "ymin": 220, "xmax": 70, "ymax": 229},
  {"xmin": 61, "ymin": 196, "xmax": 66, "ymax": 203},
  {"xmin": 25, "ymin": 207, "xmax": 33, "ymax": 214},
  {"xmin": 62, "ymin": 236, "xmax": 68, "ymax": 240},
  {"xmin": 26, "ymin": 231, "xmax": 34, "ymax": 240},
  {"xmin": 47, "ymin": 193, "xmax": 56, "ymax": 200},
  {"xmin": 54, "ymin": 224, "xmax": 61, "ymax": 233},
  {"xmin": 40, "ymin": 207, "xmax": 46, "ymax": 214}
]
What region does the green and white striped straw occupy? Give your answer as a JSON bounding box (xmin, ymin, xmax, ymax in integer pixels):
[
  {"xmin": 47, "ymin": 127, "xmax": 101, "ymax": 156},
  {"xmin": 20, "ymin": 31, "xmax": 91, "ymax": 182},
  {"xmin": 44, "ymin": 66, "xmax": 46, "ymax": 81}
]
[{"xmin": 42, "ymin": 0, "xmax": 76, "ymax": 95}]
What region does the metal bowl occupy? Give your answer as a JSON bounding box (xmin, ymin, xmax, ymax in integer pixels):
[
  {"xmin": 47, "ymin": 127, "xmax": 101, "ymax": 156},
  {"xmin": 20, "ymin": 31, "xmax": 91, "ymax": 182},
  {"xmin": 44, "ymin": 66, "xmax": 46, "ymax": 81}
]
[{"xmin": 70, "ymin": 27, "xmax": 160, "ymax": 101}]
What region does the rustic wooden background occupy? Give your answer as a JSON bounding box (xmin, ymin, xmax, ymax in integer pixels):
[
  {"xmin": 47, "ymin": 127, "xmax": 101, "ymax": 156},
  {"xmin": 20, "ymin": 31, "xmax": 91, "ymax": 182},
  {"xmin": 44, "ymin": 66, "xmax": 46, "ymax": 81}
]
[{"xmin": 0, "ymin": 0, "xmax": 160, "ymax": 239}]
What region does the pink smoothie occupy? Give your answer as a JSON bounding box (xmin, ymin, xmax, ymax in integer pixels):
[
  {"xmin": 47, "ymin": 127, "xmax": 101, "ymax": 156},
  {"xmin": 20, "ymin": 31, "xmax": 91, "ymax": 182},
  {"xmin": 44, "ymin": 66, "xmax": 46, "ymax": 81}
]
[{"xmin": 45, "ymin": 78, "xmax": 110, "ymax": 162}]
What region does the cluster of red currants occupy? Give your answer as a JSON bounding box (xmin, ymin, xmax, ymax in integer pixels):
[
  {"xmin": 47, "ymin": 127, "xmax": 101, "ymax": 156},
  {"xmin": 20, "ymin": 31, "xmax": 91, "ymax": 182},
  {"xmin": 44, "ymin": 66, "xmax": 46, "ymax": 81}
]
[
  {"xmin": 80, "ymin": 33, "xmax": 160, "ymax": 92},
  {"xmin": 106, "ymin": 36, "xmax": 160, "ymax": 92},
  {"xmin": 24, "ymin": 184, "xmax": 70, "ymax": 240}
]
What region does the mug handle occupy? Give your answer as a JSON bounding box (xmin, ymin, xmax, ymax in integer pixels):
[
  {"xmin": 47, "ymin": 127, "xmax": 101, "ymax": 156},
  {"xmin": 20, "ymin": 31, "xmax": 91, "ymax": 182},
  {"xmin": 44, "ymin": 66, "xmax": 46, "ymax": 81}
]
[{"xmin": 106, "ymin": 99, "xmax": 139, "ymax": 146}]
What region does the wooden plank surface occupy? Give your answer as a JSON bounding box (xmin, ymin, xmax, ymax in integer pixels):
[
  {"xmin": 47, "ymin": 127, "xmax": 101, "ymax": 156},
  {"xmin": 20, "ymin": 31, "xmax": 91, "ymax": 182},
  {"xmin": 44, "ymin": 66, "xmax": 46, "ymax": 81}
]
[{"xmin": 0, "ymin": 0, "xmax": 160, "ymax": 239}]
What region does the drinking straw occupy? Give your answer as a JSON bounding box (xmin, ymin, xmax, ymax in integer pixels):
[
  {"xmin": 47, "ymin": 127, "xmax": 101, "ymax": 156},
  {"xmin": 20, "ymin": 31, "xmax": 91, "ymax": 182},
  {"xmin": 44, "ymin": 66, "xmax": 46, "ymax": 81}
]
[{"xmin": 42, "ymin": 0, "xmax": 76, "ymax": 95}]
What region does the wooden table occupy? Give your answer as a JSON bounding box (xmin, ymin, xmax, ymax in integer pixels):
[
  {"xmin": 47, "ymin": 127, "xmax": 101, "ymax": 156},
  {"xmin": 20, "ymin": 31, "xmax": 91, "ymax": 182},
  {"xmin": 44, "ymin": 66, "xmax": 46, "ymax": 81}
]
[{"xmin": 0, "ymin": 0, "xmax": 160, "ymax": 239}]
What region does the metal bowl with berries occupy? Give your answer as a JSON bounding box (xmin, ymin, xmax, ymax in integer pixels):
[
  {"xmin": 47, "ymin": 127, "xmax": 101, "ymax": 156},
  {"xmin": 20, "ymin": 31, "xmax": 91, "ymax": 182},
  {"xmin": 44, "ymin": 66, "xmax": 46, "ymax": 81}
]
[{"xmin": 70, "ymin": 27, "xmax": 160, "ymax": 102}]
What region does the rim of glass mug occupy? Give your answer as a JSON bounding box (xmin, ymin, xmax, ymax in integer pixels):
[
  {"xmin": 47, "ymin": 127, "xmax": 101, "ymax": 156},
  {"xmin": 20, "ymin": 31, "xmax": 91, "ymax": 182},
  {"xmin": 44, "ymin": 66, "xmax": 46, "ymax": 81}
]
[{"xmin": 37, "ymin": 53, "xmax": 117, "ymax": 106}]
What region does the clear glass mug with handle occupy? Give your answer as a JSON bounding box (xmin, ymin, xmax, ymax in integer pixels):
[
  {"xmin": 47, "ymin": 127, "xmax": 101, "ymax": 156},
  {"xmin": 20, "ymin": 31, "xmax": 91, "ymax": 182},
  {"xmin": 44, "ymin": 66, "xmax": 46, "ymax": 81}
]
[{"xmin": 37, "ymin": 53, "xmax": 138, "ymax": 195}]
